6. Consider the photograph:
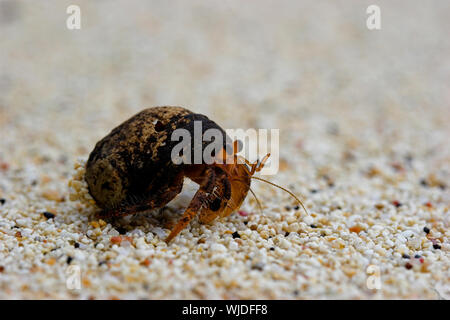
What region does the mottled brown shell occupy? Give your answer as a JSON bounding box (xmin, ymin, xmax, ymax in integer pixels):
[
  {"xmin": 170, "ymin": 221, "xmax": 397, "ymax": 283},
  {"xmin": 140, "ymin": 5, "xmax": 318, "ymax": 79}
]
[{"xmin": 85, "ymin": 106, "xmax": 228, "ymax": 211}]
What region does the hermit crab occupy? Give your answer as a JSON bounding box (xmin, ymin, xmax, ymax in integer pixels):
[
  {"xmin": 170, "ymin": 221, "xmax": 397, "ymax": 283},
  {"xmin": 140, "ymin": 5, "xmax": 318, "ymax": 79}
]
[{"xmin": 85, "ymin": 106, "xmax": 307, "ymax": 243}]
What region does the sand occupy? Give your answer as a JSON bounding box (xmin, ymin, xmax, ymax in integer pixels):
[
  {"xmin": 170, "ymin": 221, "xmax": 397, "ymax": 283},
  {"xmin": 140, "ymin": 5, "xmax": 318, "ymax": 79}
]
[{"xmin": 0, "ymin": 0, "xmax": 449, "ymax": 299}]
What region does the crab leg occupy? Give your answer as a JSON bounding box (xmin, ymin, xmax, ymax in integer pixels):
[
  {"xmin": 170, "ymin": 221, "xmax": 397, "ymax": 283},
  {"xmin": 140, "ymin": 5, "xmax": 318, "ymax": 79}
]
[
  {"xmin": 165, "ymin": 167, "xmax": 216, "ymax": 243},
  {"xmin": 165, "ymin": 166, "xmax": 232, "ymax": 243},
  {"xmin": 165, "ymin": 188, "xmax": 208, "ymax": 243}
]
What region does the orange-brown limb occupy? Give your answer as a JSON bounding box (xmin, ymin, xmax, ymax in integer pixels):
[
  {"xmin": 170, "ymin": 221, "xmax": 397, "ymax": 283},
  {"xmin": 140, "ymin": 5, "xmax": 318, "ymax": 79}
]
[
  {"xmin": 165, "ymin": 166, "xmax": 230, "ymax": 243},
  {"xmin": 165, "ymin": 189, "xmax": 206, "ymax": 243}
]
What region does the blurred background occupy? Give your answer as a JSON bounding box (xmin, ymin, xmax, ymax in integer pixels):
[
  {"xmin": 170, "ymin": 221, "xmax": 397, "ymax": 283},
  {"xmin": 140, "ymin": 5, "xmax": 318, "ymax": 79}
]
[
  {"xmin": 0, "ymin": 0, "xmax": 448, "ymax": 168},
  {"xmin": 0, "ymin": 0, "xmax": 449, "ymax": 299}
]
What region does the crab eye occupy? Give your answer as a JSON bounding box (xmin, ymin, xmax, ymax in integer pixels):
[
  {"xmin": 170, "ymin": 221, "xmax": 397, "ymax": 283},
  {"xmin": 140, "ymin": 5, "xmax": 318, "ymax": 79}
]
[{"xmin": 209, "ymin": 198, "xmax": 222, "ymax": 211}]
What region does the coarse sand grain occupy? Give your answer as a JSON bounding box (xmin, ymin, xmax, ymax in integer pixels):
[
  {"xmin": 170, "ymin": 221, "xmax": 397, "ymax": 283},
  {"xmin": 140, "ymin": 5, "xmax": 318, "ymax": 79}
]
[{"xmin": 0, "ymin": 0, "xmax": 449, "ymax": 299}]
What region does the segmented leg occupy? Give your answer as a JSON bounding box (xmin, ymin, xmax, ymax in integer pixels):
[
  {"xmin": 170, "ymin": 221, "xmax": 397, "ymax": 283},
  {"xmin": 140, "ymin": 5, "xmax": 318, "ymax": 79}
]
[
  {"xmin": 165, "ymin": 167, "xmax": 231, "ymax": 243},
  {"xmin": 198, "ymin": 172, "xmax": 231, "ymax": 223}
]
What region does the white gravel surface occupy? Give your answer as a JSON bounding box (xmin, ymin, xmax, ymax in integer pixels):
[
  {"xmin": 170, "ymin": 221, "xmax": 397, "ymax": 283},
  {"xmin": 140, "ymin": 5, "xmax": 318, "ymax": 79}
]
[{"xmin": 0, "ymin": 0, "xmax": 449, "ymax": 299}]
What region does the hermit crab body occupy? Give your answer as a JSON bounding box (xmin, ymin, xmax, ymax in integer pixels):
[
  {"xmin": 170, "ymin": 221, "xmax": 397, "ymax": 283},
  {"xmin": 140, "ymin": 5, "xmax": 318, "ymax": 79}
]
[{"xmin": 86, "ymin": 106, "xmax": 306, "ymax": 242}]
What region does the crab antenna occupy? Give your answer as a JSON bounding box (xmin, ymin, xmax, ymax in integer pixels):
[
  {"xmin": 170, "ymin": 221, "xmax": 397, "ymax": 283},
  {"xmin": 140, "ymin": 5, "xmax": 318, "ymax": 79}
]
[
  {"xmin": 251, "ymin": 176, "xmax": 309, "ymax": 216},
  {"xmin": 249, "ymin": 187, "xmax": 263, "ymax": 214}
]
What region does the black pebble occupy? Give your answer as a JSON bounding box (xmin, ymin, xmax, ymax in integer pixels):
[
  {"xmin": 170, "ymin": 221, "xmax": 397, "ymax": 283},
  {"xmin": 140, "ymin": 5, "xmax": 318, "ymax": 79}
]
[
  {"xmin": 232, "ymin": 231, "xmax": 240, "ymax": 239},
  {"xmin": 269, "ymin": 247, "xmax": 275, "ymax": 251},
  {"xmin": 243, "ymin": 221, "xmax": 248, "ymax": 225},
  {"xmin": 99, "ymin": 261, "xmax": 107, "ymax": 266},
  {"xmin": 116, "ymin": 227, "xmax": 127, "ymax": 235},
  {"xmin": 67, "ymin": 256, "xmax": 73, "ymax": 264},
  {"xmin": 414, "ymin": 254, "xmax": 421, "ymax": 259},
  {"xmin": 310, "ymin": 189, "xmax": 318, "ymax": 194},
  {"xmin": 310, "ymin": 224, "xmax": 317, "ymax": 228},
  {"xmin": 423, "ymin": 227, "xmax": 430, "ymax": 234},
  {"xmin": 285, "ymin": 232, "xmax": 290, "ymax": 237},
  {"xmin": 293, "ymin": 205, "xmax": 300, "ymax": 210},
  {"xmin": 43, "ymin": 212, "xmax": 55, "ymax": 219},
  {"xmin": 433, "ymin": 244, "xmax": 441, "ymax": 250},
  {"xmin": 420, "ymin": 179, "xmax": 428, "ymax": 187},
  {"xmin": 402, "ymin": 254, "xmax": 410, "ymax": 259},
  {"xmin": 293, "ymin": 290, "xmax": 299, "ymax": 295},
  {"xmin": 251, "ymin": 263, "xmax": 264, "ymax": 271},
  {"xmin": 74, "ymin": 242, "xmax": 80, "ymax": 248},
  {"xmin": 0, "ymin": 198, "xmax": 5, "ymax": 205}
]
